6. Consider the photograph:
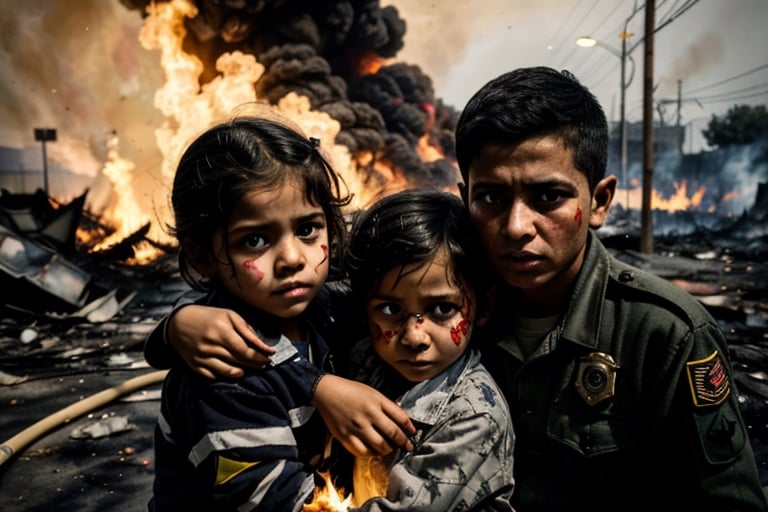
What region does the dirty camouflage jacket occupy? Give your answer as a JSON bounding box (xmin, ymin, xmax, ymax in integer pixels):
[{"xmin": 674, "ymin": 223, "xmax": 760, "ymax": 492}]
[{"xmin": 346, "ymin": 344, "xmax": 516, "ymax": 512}]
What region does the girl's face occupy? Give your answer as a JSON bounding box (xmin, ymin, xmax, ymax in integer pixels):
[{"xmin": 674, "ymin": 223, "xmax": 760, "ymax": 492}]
[
  {"xmin": 194, "ymin": 179, "xmax": 330, "ymax": 323},
  {"xmin": 365, "ymin": 248, "xmax": 476, "ymax": 383}
]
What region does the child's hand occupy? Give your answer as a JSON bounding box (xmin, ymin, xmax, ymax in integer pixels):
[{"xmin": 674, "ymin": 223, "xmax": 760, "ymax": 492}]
[
  {"xmin": 168, "ymin": 305, "xmax": 276, "ymax": 379},
  {"xmin": 312, "ymin": 375, "xmax": 416, "ymax": 457}
]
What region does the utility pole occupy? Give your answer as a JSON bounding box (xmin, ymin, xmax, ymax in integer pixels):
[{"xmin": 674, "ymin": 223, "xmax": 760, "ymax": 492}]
[
  {"xmin": 640, "ymin": 1, "xmax": 655, "ymax": 254},
  {"xmin": 619, "ymin": 28, "xmax": 631, "ymax": 210}
]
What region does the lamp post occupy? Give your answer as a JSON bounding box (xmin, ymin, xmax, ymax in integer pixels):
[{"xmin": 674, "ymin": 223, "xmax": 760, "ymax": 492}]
[
  {"xmin": 34, "ymin": 128, "xmax": 57, "ymax": 196},
  {"xmin": 576, "ymin": 32, "xmax": 634, "ymax": 210}
]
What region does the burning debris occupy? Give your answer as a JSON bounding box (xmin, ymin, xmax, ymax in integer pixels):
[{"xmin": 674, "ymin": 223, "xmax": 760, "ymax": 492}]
[
  {"xmin": 0, "ymin": 189, "xmax": 133, "ymax": 320},
  {"xmin": 0, "ymin": 186, "xmax": 177, "ymax": 323}
]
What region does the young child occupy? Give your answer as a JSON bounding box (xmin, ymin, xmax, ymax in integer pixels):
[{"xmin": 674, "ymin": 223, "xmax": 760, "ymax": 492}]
[
  {"xmin": 149, "ymin": 114, "xmax": 353, "ymax": 511},
  {"xmin": 339, "ymin": 188, "xmax": 515, "ymax": 511}
]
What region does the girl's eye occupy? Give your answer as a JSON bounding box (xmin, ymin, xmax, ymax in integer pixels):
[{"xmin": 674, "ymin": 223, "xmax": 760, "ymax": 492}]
[
  {"xmin": 242, "ymin": 234, "xmax": 268, "ymax": 251},
  {"xmin": 297, "ymin": 222, "xmax": 325, "ymax": 240},
  {"xmin": 427, "ymin": 302, "xmax": 460, "ymax": 322},
  {"xmin": 375, "ymin": 303, "xmax": 403, "ymax": 317}
]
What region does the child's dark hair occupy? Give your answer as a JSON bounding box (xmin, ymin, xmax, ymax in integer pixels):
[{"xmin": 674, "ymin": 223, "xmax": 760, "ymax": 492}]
[
  {"xmin": 344, "ymin": 188, "xmax": 491, "ymax": 304},
  {"xmin": 170, "ymin": 116, "xmax": 351, "ymax": 291},
  {"xmin": 455, "ymin": 66, "xmax": 608, "ymax": 192}
]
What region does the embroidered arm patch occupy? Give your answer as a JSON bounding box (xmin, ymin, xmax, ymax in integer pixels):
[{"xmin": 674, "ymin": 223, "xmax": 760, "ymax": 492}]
[{"xmin": 685, "ymin": 350, "xmax": 731, "ymax": 407}]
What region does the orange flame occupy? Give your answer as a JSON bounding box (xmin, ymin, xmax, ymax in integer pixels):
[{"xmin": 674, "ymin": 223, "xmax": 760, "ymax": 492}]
[
  {"xmin": 90, "ymin": 0, "xmax": 386, "ymax": 262},
  {"xmin": 89, "ymin": 132, "xmax": 157, "ymax": 263},
  {"xmin": 651, "ymin": 180, "xmax": 706, "ymax": 212},
  {"xmin": 614, "ymin": 179, "xmax": 727, "ymax": 214},
  {"xmin": 358, "ymin": 54, "xmax": 386, "ymax": 77},
  {"xmin": 304, "ymin": 471, "xmax": 352, "ymax": 512}
]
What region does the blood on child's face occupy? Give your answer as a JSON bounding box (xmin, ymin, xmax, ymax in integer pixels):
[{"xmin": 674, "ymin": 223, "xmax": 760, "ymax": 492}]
[
  {"xmin": 365, "ymin": 248, "xmax": 475, "ymax": 383},
  {"xmin": 209, "ymin": 179, "xmax": 330, "ymax": 319}
]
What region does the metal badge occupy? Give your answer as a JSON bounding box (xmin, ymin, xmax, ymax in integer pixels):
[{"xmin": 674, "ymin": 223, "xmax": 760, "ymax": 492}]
[{"xmin": 575, "ymin": 352, "xmax": 619, "ymax": 406}]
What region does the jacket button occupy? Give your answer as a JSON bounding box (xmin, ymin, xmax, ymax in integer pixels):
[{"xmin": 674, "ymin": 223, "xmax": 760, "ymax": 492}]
[{"xmin": 619, "ymin": 270, "xmax": 634, "ymax": 282}]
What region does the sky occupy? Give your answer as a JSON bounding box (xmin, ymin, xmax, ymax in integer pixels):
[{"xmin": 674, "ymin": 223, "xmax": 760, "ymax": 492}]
[
  {"xmin": 0, "ymin": 0, "xmax": 766, "ymax": 199},
  {"xmin": 392, "ymin": 0, "xmax": 768, "ymax": 153}
]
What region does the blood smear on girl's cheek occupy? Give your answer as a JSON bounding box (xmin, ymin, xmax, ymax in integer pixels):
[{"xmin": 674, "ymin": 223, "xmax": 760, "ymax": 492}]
[
  {"xmin": 574, "ymin": 207, "xmax": 582, "ymax": 226},
  {"xmin": 450, "ymin": 318, "xmax": 470, "ymax": 345},
  {"xmin": 379, "ymin": 324, "xmax": 397, "ymax": 344},
  {"xmin": 243, "ymin": 259, "xmax": 265, "ymax": 282}
]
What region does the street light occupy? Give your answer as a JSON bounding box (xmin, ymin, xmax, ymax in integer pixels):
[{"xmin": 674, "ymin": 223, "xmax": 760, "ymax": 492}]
[
  {"xmin": 34, "ymin": 128, "xmax": 57, "ymax": 196},
  {"xmin": 577, "ymin": 32, "xmax": 635, "ymax": 210}
]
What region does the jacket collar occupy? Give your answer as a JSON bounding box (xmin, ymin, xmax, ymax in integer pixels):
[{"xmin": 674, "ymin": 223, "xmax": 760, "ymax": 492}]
[
  {"xmin": 398, "ymin": 349, "xmax": 479, "ymax": 426},
  {"xmin": 558, "ymin": 231, "xmax": 611, "ymax": 350}
]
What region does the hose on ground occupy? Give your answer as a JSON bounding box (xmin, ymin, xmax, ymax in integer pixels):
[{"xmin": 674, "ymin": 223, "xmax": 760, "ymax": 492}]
[{"xmin": 0, "ymin": 369, "xmax": 168, "ymax": 467}]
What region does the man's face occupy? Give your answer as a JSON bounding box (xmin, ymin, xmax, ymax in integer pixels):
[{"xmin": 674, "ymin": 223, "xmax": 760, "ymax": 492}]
[{"xmin": 465, "ymin": 135, "xmax": 611, "ymax": 311}]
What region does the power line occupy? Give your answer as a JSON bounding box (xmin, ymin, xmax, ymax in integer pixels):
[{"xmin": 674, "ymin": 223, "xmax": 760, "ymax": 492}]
[
  {"xmin": 544, "ymin": 0, "xmax": 588, "ymax": 52},
  {"xmin": 626, "ymin": 0, "xmax": 700, "ymax": 53},
  {"xmin": 662, "ymin": 85, "xmax": 768, "ymax": 106},
  {"xmin": 550, "ymin": 0, "xmax": 603, "ymax": 70},
  {"xmin": 565, "ymin": 0, "xmax": 633, "ymax": 78},
  {"xmin": 683, "ymin": 64, "xmax": 768, "ymax": 94}
]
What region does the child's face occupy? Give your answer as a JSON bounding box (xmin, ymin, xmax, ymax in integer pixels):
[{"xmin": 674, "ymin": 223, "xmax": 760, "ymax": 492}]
[
  {"xmin": 198, "ymin": 179, "xmax": 330, "ymax": 320},
  {"xmin": 365, "ymin": 248, "xmax": 475, "ymax": 383}
]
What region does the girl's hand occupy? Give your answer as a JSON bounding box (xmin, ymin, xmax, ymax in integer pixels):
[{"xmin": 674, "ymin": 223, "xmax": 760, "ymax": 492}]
[
  {"xmin": 313, "ymin": 375, "xmax": 416, "ymax": 456},
  {"xmin": 168, "ymin": 305, "xmax": 276, "ymax": 379}
]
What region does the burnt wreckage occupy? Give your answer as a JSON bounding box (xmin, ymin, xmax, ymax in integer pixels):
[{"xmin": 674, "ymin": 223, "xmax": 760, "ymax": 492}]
[{"xmin": 0, "ymin": 188, "xmax": 144, "ymax": 321}]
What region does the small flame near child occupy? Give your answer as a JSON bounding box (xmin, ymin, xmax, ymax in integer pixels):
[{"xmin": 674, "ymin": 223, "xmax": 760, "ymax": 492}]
[{"xmin": 303, "ymin": 471, "xmax": 353, "ymax": 512}]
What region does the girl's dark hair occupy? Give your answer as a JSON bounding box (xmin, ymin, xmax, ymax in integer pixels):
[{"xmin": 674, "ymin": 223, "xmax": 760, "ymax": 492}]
[
  {"xmin": 169, "ymin": 116, "xmax": 351, "ymax": 291},
  {"xmin": 344, "ymin": 188, "xmax": 491, "ymax": 302},
  {"xmin": 455, "ymin": 66, "xmax": 608, "ymax": 191}
]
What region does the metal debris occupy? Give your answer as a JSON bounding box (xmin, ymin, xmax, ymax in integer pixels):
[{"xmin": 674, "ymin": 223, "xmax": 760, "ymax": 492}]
[{"xmin": 69, "ymin": 414, "xmax": 137, "ymax": 440}]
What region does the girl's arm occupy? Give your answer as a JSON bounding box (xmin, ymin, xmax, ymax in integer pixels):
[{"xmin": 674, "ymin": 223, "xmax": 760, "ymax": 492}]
[
  {"xmin": 313, "ymin": 375, "xmax": 415, "ymax": 457},
  {"xmin": 145, "ymin": 304, "xmax": 416, "ymax": 457},
  {"xmin": 144, "ymin": 304, "xmax": 275, "ymax": 378}
]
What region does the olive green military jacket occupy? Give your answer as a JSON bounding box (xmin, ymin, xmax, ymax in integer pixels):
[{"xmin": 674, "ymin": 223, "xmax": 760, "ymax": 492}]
[{"xmin": 480, "ymin": 231, "xmax": 767, "ymax": 511}]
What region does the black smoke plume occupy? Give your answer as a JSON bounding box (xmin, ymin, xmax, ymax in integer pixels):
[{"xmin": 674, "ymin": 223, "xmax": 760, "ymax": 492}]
[{"xmin": 120, "ymin": 0, "xmax": 461, "ymax": 195}]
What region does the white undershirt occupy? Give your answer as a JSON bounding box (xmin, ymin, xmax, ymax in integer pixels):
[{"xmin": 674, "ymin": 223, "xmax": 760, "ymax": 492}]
[{"xmin": 513, "ymin": 312, "xmax": 561, "ymax": 359}]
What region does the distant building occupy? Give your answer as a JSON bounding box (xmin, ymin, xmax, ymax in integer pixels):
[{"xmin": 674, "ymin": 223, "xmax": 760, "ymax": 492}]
[{"xmin": 607, "ymin": 120, "xmax": 687, "ymax": 185}]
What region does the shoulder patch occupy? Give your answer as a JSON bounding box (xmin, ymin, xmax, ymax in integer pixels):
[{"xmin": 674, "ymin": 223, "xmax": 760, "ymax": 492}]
[{"xmin": 685, "ymin": 350, "xmax": 731, "ymax": 407}]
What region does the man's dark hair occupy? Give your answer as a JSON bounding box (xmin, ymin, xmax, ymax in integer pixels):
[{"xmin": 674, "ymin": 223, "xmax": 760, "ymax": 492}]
[{"xmin": 455, "ymin": 66, "xmax": 608, "ymax": 191}]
